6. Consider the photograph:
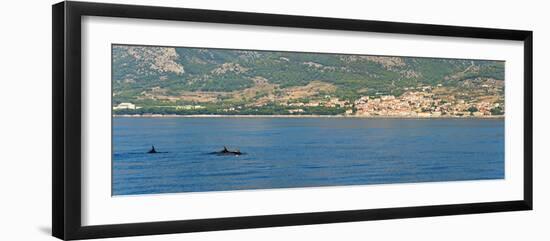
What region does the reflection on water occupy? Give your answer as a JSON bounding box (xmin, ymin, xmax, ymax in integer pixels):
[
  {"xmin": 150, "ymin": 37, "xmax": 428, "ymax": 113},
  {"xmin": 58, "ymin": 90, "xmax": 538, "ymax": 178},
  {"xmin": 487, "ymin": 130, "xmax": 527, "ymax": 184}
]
[{"xmin": 112, "ymin": 117, "xmax": 504, "ymax": 195}]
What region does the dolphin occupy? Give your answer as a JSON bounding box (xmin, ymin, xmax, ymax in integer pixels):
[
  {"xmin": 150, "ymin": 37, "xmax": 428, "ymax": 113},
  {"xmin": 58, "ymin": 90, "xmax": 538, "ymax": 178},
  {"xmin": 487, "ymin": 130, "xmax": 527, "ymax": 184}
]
[
  {"xmin": 211, "ymin": 146, "xmax": 242, "ymax": 156},
  {"xmin": 147, "ymin": 145, "xmax": 158, "ymax": 154}
]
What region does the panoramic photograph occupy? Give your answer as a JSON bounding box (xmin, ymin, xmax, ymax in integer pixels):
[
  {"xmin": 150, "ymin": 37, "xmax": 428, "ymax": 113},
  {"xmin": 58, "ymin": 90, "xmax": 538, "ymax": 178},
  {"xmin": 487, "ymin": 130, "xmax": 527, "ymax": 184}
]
[{"xmin": 111, "ymin": 44, "xmax": 505, "ymax": 196}]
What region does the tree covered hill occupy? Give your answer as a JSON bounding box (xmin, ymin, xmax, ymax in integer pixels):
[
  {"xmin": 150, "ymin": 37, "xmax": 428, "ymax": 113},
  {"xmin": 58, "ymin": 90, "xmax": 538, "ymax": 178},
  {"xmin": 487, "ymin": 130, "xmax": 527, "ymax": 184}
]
[{"xmin": 112, "ymin": 44, "xmax": 504, "ymax": 108}]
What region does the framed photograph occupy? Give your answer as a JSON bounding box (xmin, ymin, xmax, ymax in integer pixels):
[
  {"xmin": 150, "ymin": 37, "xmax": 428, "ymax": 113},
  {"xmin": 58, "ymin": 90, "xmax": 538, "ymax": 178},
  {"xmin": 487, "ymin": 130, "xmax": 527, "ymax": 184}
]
[{"xmin": 52, "ymin": 1, "xmax": 533, "ymax": 240}]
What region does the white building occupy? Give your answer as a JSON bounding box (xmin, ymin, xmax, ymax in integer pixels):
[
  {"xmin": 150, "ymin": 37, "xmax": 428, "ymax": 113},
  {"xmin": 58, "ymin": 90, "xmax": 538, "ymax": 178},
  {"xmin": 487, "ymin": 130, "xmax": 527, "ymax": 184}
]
[
  {"xmin": 113, "ymin": 102, "xmax": 139, "ymax": 110},
  {"xmin": 176, "ymin": 105, "xmax": 204, "ymax": 110}
]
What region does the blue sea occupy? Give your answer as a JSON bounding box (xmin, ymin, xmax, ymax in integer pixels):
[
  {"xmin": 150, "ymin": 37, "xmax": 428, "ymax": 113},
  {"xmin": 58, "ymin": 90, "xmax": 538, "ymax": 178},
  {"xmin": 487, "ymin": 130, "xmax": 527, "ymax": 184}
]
[{"xmin": 112, "ymin": 117, "xmax": 504, "ymax": 196}]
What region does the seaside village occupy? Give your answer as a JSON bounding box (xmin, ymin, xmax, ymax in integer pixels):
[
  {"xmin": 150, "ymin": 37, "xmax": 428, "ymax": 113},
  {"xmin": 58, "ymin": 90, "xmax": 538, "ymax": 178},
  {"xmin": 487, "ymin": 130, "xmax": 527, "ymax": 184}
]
[
  {"xmin": 114, "ymin": 85, "xmax": 504, "ymax": 117},
  {"xmin": 350, "ymin": 93, "xmax": 499, "ymax": 117},
  {"xmin": 282, "ymin": 85, "xmax": 503, "ymax": 117}
]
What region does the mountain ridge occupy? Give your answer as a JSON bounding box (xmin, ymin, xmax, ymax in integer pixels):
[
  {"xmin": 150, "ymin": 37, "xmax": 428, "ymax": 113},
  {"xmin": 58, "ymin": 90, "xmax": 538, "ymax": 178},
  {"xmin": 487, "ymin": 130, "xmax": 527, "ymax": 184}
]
[{"xmin": 112, "ymin": 44, "xmax": 504, "ymax": 117}]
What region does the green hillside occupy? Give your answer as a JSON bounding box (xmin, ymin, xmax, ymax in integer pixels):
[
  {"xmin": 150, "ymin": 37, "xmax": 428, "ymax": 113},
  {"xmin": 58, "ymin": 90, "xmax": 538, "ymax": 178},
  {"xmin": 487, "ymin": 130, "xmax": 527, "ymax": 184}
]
[{"xmin": 112, "ymin": 44, "xmax": 504, "ymax": 116}]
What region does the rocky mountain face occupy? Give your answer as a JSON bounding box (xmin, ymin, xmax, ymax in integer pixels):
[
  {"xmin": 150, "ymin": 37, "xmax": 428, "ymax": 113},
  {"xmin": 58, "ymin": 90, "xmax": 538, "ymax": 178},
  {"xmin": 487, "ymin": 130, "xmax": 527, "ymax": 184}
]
[{"xmin": 112, "ymin": 44, "xmax": 504, "ymax": 105}]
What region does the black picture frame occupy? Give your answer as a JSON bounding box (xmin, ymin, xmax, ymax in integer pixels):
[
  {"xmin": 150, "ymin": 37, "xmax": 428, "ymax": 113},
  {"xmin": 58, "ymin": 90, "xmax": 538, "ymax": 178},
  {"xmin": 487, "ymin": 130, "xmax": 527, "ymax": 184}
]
[{"xmin": 52, "ymin": 1, "xmax": 533, "ymax": 240}]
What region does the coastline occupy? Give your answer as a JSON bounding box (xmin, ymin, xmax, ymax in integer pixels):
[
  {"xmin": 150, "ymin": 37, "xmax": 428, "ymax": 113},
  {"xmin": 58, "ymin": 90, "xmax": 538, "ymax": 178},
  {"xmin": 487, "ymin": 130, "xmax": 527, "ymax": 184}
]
[{"xmin": 113, "ymin": 114, "xmax": 505, "ymax": 119}]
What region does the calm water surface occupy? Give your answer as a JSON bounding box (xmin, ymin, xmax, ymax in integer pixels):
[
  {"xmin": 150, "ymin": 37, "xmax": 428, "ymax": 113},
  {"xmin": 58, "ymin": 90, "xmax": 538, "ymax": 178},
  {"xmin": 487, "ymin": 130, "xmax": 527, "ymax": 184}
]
[{"xmin": 112, "ymin": 117, "xmax": 504, "ymax": 195}]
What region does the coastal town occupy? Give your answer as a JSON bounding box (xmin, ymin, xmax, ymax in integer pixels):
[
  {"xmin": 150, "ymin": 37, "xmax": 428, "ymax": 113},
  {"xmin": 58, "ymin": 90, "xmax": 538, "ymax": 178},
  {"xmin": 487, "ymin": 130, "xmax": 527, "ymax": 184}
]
[
  {"xmin": 112, "ymin": 45, "xmax": 505, "ymax": 118},
  {"xmin": 113, "ymin": 82, "xmax": 504, "ymax": 118},
  {"xmin": 283, "ymin": 87, "xmax": 503, "ymax": 117}
]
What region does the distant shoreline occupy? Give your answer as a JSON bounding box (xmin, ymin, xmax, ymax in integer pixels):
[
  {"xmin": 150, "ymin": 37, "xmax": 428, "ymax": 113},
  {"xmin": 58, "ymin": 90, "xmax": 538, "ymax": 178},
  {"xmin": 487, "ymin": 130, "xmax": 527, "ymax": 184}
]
[{"xmin": 113, "ymin": 114, "xmax": 504, "ymax": 119}]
